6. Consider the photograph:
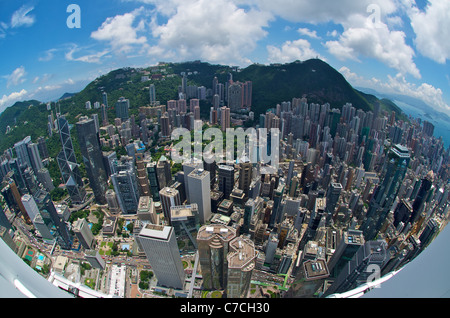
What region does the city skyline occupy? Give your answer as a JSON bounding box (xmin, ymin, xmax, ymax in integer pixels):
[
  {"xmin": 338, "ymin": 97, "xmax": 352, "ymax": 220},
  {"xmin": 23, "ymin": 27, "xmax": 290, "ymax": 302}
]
[
  {"xmin": 0, "ymin": 1, "xmax": 449, "ymax": 301},
  {"xmin": 1, "ymin": 0, "xmax": 450, "ymax": 119}
]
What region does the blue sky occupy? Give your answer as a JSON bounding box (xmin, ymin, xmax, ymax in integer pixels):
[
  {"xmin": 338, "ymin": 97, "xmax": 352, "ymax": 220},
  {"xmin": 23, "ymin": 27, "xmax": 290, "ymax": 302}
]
[{"xmin": 1, "ymin": 0, "xmax": 450, "ymax": 117}]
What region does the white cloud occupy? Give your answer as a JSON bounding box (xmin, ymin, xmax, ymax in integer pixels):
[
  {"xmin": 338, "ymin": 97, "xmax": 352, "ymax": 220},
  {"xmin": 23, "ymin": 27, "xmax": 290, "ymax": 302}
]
[
  {"xmin": 407, "ymin": 0, "xmax": 450, "ymax": 64},
  {"xmin": 267, "ymin": 39, "xmax": 324, "ymax": 64},
  {"xmin": 325, "ymin": 14, "xmax": 420, "ymax": 79},
  {"xmin": 65, "ymin": 45, "xmax": 110, "ymax": 64},
  {"xmin": 339, "ymin": 66, "xmax": 450, "ymax": 113},
  {"xmin": 6, "ymin": 66, "xmax": 27, "ymax": 88},
  {"xmin": 91, "ymin": 7, "xmax": 149, "ymax": 54},
  {"xmin": 297, "ymin": 28, "xmax": 320, "ymax": 39},
  {"xmin": 10, "ymin": 5, "xmax": 35, "ymax": 28},
  {"xmin": 253, "ymin": 0, "xmax": 397, "ymax": 24},
  {"xmin": 38, "ymin": 49, "xmax": 57, "ymax": 62},
  {"xmin": 0, "ymin": 89, "xmax": 28, "ymax": 114},
  {"xmin": 149, "ymin": 0, "xmax": 272, "ymax": 66}
]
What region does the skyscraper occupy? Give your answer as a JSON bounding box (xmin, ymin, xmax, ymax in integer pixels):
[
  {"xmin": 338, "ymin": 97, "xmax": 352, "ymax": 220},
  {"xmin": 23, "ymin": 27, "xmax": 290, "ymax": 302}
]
[
  {"xmin": 238, "ymin": 162, "xmax": 252, "ymax": 196},
  {"xmin": 136, "ymin": 224, "xmax": 185, "ymax": 290},
  {"xmin": 56, "ymin": 116, "xmax": 87, "ymax": 205},
  {"xmin": 326, "ymin": 182, "xmax": 342, "ymax": 224},
  {"xmin": 115, "ymin": 97, "xmax": 130, "ymax": 121},
  {"xmin": 27, "ymin": 142, "xmax": 44, "ymax": 174},
  {"xmin": 410, "ymin": 171, "xmax": 434, "ymax": 225},
  {"xmin": 227, "ymin": 82, "xmax": 242, "ymax": 111},
  {"xmin": 14, "ymin": 136, "xmax": 32, "ymax": 169},
  {"xmin": 220, "ymin": 106, "xmax": 230, "ymax": 132},
  {"xmin": 76, "ymin": 118, "xmax": 108, "ymax": 204},
  {"xmin": 218, "ymin": 164, "xmax": 234, "ymax": 199},
  {"xmin": 149, "ymin": 84, "xmax": 156, "ymax": 106},
  {"xmin": 286, "ymin": 259, "xmax": 330, "ymax": 298},
  {"xmin": 34, "ymin": 189, "xmax": 72, "ymax": 250},
  {"xmin": 323, "ymin": 240, "xmax": 388, "ymax": 297},
  {"xmin": 111, "ymin": 157, "xmax": 140, "ymax": 214},
  {"xmin": 197, "ymin": 224, "xmax": 237, "ymax": 290},
  {"xmin": 360, "ymin": 144, "xmax": 410, "ymax": 240},
  {"xmin": 135, "ymin": 153, "xmax": 150, "ymax": 196},
  {"xmin": 226, "ymin": 236, "xmax": 256, "ymax": 298},
  {"xmin": 326, "ymin": 230, "xmax": 365, "ymax": 278},
  {"xmin": 147, "ymin": 162, "xmax": 160, "ymax": 201},
  {"xmin": 187, "ymin": 168, "xmax": 211, "ymax": 224},
  {"xmin": 159, "ymin": 187, "xmax": 181, "ymax": 224},
  {"xmin": 73, "ymin": 218, "xmax": 95, "ymax": 250}
]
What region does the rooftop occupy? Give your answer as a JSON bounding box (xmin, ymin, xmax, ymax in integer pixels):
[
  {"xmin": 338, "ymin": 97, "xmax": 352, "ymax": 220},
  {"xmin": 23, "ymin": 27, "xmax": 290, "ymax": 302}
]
[
  {"xmin": 303, "ymin": 259, "xmax": 329, "ymax": 280},
  {"xmin": 227, "ymin": 236, "xmax": 256, "ymax": 270},
  {"xmin": 197, "ymin": 224, "xmax": 236, "ymax": 242},
  {"xmin": 139, "ymin": 224, "xmax": 172, "ymax": 240}
]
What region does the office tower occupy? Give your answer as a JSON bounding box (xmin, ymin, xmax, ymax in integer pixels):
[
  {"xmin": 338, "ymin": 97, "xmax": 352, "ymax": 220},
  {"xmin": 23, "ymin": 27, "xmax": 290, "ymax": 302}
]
[
  {"xmin": 286, "ymin": 259, "xmax": 330, "ymax": 298},
  {"xmin": 14, "ymin": 136, "xmax": 32, "ymax": 169},
  {"xmin": 360, "ymin": 144, "xmax": 410, "ymax": 240},
  {"xmin": 327, "ymin": 230, "xmax": 364, "ymax": 278},
  {"xmin": 182, "ymin": 159, "xmax": 203, "ymax": 202},
  {"xmin": 218, "ymin": 165, "xmax": 234, "ymax": 199},
  {"xmin": 203, "ymin": 154, "xmax": 217, "ymax": 187},
  {"xmin": 115, "ymin": 97, "xmax": 130, "ymax": 121},
  {"xmin": 0, "ymin": 204, "xmax": 13, "ymax": 232},
  {"xmin": 393, "ymin": 199, "xmax": 413, "ymax": 228},
  {"xmin": 149, "ymin": 84, "xmax": 156, "ymax": 105},
  {"xmin": 220, "ymin": 106, "xmax": 230, "ymax": 132},
  {"xmin": 170, "ymin": 204, "xmax": 200, "ymax": 251},
  {"xmin": 197, "ymin": 224, "xmax": 237, "ymax": 290},
  {"xmin": 238, "ymin": 162, "xmax": 252, "ymax": 196},
  {"xmin": 418, "ymin": 218, "xmax": 440, "ymax": 251},
  {"xmin": 1, "ymin": 178, "xmax": 28, "ymax": 221},
  {"xmin": 136, "ymin": 224, "xmax": 185, "ymax": 290},
  {"xmin": 157, "ymin": 156, "xmax": 172, "ymax": 189},
  {"xmin": 326, "ymin": 182, "xmax": 342, "ymax": 223},
  {"xmin": 187, "ymin": 169, "xmax": 211, "ymax": 224},
  {"xmin": 269, "ymin": 181, "xmax": 285, "ymax": 228},
  {"xmin": 73, "ymin": 218, "xmax": 95, "ymax": 250},
  {"xmin": 105, "ymin": 189, "xmax": 120, "ymax": 214},
  {"xmin": 226, "ymin": 236, "xmax": 257, "ymax": 298},
  {"xmin": 265, "ymin": 233, "xmax": 279, "ymax": 264},
  {"xmin": 410, "ymin": 171, "xmax": 434, "ymax": 225},
  {"xmin": 159, "ymin": 187, "xmax": 181, "ymax": 224},
  {"xmin": 147, "ymin": 162, "xmax": 160, "ymax": 201},
  {"xmin": 36, "ymin": 168, "xmax": 54, "ymax": 192},
  {"xmin": 84, "ymin": 250, "xmax": 106, "ymax": 270},
  {"xmin": 135, "ymin": 153, "xmax": 150, "ymax": 196},
  {"xmin": 34, "ymin": 189, "xmax": 72, "ymax": 250},
  {"xmin": 26, "ymin": 142, "xmax": 43, "ymax": 174},
  {"xmin": 76, "ymin": 118, "xmax": 109, "ymax": 204},
  {"xmin": 111, "ymin": 157, "xmax": 140, "ymax": 214},
  {"xmin": 323, "ymin": 240, "xmax": 388, "ymax": 296},
  {"xmin": 37, "ymin": 136, "xmax": 49, "ymax": 160},
  {"xmin": 137, "ymin": 196, "xmax": 158, "ymax": 224},
  {"xmin": 160, "ymin": 112, "xmax": 171, "ymax": 137},
  {"xmin": 56, "ymin": 116, "xmax": 87, "ymax": 205},
  {"xmin": 21, "ymin": 194, "xmax": 40, "ymax": 223},
  {"xmin": 22, "ymin": 167, "xmax": 40, "ymax": 196}
]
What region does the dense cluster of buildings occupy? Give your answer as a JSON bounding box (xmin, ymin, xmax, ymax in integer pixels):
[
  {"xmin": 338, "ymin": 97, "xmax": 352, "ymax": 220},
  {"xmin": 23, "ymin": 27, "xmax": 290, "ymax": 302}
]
[{"xmin": 0, "ymin": 65, "xmax": 449, "ymax": 298}]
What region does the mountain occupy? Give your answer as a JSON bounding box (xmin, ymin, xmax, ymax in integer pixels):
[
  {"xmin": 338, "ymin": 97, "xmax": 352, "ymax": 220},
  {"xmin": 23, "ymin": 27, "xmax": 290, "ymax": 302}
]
[
  {"xmin": 172, "ymin": 59, "xmax": 407, "ymax": 120},
  {"xmin": 0, "ymin": 59, "xmax": 407, "ymax": 153}
]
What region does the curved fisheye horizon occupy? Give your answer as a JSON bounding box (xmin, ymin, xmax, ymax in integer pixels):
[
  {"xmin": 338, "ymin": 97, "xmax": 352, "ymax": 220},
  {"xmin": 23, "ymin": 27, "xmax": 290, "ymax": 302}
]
[{"xmin": 0, "ymin": 0, "xmax": 449, "ymax": 305}]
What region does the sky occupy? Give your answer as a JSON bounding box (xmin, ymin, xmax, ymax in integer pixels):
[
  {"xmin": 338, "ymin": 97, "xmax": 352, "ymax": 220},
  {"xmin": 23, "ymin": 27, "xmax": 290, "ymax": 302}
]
[{"xmin": 1, "ymin": 0, "xmax": 450, "ymax": 117}]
